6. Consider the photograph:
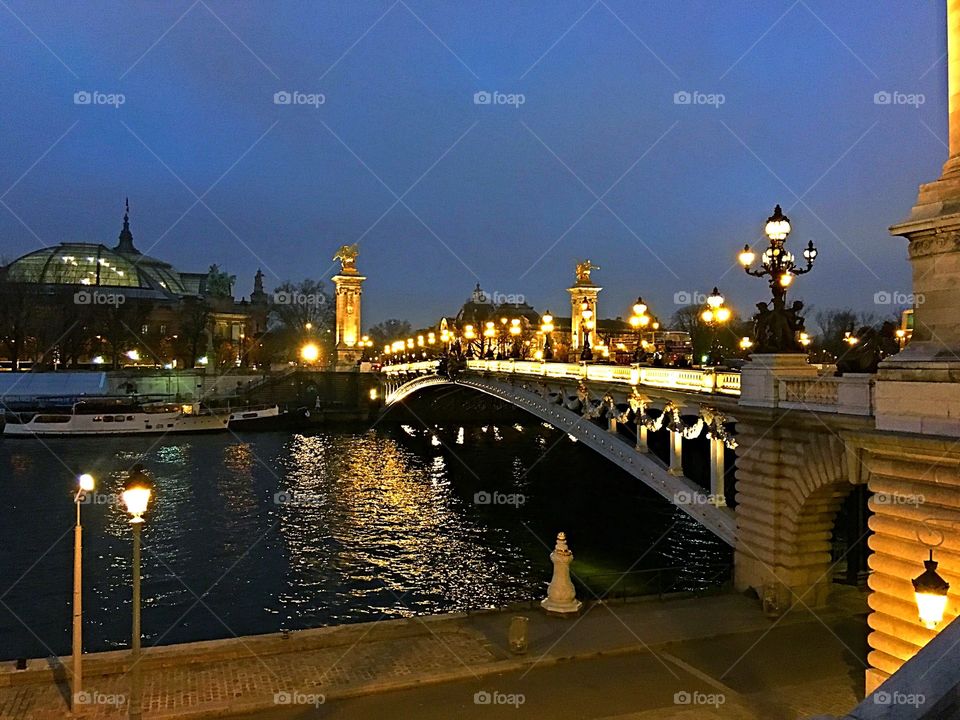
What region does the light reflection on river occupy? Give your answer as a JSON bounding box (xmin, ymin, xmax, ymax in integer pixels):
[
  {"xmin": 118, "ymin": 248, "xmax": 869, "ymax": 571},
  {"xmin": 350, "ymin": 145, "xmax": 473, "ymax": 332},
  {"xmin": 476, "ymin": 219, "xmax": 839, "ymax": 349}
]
[{"xmin": 0, "ymin": 424, "xmax": 728, "ymax": 660}]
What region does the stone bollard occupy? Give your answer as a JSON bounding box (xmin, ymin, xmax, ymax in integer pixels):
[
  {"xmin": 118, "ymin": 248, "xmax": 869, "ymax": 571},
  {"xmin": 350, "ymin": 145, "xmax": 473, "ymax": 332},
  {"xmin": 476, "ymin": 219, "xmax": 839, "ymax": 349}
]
[{"xmin": 541, "ymin": 532, "xmax": 582, "ymax": 615}]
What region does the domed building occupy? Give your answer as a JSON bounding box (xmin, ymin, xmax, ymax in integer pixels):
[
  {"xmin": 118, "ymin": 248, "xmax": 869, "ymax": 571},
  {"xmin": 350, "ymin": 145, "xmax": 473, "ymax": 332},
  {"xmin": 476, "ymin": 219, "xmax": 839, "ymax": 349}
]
[{"xmin": 0, "ymin": 200, "xmax": 270, "ymax": 369}]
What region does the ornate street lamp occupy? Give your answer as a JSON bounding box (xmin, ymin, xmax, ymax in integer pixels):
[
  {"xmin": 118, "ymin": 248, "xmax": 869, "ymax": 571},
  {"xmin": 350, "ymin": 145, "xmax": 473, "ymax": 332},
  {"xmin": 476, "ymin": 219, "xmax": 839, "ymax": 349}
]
[
  {"xmin": 913, "ymin": 548, "xmax": 950, "ymax": 630},
  {"xmin": 700, "ymin": 287, "xmax": 732, "ymax": 366},
  {"xmin": 509, "ymin": 318, "xmax": 522, "ymax": 358},
  {"xmin": 121, "ymin": 465, "xmax": 154, "ymax": 720},
  {"xmin": 482, "ymin": 321, "xmax": 496, "ymax": 359},
  {"xmin": 738, "ymin": 205, "xmax": 818, "ymax": 353},
  {"xmin": 629, "ymin": 297, "xmax": 651, "ymax": 363},
  {"xmin": 72, "ymin": 473, "xmax": 95, "ymax": 712},
  {"xmin": 580, "ymin": 300, "xmax": 595, "ymax": 362},
  {"xmin": 463, "ymin": 324, "xmax": 477, "ymax": 358},
  {"xmin": 540, "ymin": 311, "xmax": 554, "ymax": 360}
]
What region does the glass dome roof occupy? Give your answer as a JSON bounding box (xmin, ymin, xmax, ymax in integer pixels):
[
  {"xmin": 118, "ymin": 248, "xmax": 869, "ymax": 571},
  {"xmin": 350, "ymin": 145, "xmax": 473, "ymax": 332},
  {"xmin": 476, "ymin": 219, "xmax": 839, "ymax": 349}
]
[{"xmin": 5, "ymin": 243, "xmax": 186, "ymax": 295}]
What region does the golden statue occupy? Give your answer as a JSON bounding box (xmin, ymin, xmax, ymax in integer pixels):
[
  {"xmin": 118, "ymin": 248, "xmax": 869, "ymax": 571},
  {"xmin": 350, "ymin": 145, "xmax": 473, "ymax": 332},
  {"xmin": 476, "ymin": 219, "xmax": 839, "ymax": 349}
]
[
  {"xmin": 575, "ymin": 259, "xmax": 599, "ymax": 284},
  {"xmin": 333, "ymin": 243, "xmax": 359, "ymax": 273}
]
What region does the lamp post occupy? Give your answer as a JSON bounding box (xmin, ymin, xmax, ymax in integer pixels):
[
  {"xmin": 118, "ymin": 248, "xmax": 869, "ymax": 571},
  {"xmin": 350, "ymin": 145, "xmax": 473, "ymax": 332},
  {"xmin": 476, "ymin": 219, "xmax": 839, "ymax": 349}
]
[
  {"xmin": 738, "ymin": 205, "xmax": 818, "ymax": 352},
  {"xmin": 509, "ymin": 318, "xmax": 522, "ymax": 359},
  {"xmin": 72, "ymin": 473, "xmax": 95, "ymax": 712},
  {"xmin": 700, "ymin": 287, "xmax": 732, "ymax": 366},
  {"xmin": 121, "ymin": 466, "xmax": 153, "ymax": 720},
  {"xmin": 540, "ymin": 311, "xmax": 554, "ymax": 360},
  {"xmin": 629, "ymin": 297, "xmax": 651, "ymax": 363},
  {"xmin": 463, "ymin": 324, "xmax": 476, "ymax": 358},
  {"xmin": 483, "ymin": 321, "xmax": 496, "ymax": 359},
  {"xmin": 580, "ymin": 300, "xmax": 594, "ymax": 362}
]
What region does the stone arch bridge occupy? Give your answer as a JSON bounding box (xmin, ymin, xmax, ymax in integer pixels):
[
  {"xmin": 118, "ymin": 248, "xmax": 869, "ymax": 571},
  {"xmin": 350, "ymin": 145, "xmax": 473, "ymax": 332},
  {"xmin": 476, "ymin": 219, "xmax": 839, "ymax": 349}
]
[{"xmin": 380, "ymin": 355, "xmax": 948, "ymax": 690}]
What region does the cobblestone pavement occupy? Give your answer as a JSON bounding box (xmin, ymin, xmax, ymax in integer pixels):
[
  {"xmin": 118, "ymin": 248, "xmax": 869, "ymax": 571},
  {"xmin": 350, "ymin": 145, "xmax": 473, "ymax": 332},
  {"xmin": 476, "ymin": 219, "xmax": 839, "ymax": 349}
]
[
  {"xmin": 0, "ymin": 629, "xmax": 496, "ymax": 719},
  {"xmin": 0, "ymin": 591, "xmax": 868, "ymax": 720}
]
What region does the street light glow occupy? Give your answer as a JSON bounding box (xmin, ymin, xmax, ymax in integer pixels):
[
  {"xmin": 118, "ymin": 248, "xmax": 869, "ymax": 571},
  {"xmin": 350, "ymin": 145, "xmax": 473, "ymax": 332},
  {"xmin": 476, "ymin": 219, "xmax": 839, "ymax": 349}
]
[{"xmin": 300, "ymin": 343, "xmax": 320, "ymax": 362}]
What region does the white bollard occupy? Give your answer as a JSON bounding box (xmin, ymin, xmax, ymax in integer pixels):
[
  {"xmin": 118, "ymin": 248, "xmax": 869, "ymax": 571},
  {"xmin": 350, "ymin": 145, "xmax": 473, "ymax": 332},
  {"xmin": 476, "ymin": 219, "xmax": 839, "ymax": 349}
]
[{"xmin": 541, "ymin": 532, "xmax": 582, "ymax": 615}]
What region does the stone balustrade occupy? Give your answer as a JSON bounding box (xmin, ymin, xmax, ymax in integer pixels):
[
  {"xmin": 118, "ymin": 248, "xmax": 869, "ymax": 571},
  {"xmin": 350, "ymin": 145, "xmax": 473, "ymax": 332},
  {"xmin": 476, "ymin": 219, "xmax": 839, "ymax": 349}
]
[{"xmin": 382, "ymin": 359, "xmax": 742, "ymax": 397}]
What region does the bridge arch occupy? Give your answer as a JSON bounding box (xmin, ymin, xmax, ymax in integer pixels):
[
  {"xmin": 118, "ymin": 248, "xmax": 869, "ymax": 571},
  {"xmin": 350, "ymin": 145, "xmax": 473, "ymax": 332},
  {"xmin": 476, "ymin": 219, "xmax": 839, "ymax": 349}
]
[
  {"xmin": 734, "ymin": 418, "xmax": 860, "ymax": 611},
  {"xmin": 383, "ymin": 371, "xmax": 737, "ymax": 545}
]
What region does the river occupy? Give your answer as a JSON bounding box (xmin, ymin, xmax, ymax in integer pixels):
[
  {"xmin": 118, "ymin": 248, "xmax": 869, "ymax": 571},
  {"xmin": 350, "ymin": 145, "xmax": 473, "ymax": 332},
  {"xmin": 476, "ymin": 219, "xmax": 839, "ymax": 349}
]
[{"xmin": 0, "ymin": 421, "xmax": 730, "ymax": 660}]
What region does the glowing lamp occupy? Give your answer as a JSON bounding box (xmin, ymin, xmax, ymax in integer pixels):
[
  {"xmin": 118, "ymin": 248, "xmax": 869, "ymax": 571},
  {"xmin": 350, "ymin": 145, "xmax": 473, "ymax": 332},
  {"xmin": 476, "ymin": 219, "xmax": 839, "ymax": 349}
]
[
  {"xmin": 913, "ymin": 550, "xmax": 950, "ymax": 630},
  {"xmin": 764, "ymin": 204, "xmax": 791, "ymax": 241},
  {"xmin": 300, "ymin": 343, "xmax": 320, "ymax": 362},
  {"xmin": 738, "ymin": 245, "xmax": 756, "ymax": 267},
  {"xmin": 121, "ymin": 467, "xmax": 153, "ymax": 523},
  {"xmin": 78, "ymin": 473, "xmax": 95, "ymax": 492}
]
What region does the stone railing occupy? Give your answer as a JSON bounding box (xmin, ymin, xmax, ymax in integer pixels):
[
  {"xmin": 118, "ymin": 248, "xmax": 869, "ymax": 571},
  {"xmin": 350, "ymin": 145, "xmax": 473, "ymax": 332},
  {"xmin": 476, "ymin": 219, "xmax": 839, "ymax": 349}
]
[
  {"xmin": 382, "ymin": 359, "xmax": 740, "ymax": 397},
  {"xmin": 778, "ymin": 374, "xmax": 874, "ymax": 416}
]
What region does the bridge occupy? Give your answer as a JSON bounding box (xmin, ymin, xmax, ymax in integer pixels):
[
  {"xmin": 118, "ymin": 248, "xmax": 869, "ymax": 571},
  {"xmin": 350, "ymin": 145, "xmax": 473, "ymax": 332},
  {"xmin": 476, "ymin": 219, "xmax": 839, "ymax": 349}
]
[{"xmin": 378, "ymin": 345, "xmax": 948, "ymax": 696}]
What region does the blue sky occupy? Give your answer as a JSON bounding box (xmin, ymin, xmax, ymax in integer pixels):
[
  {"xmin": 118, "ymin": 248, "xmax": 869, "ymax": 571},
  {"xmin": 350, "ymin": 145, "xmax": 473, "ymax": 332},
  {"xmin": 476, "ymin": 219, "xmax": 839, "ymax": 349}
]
[{"xmin": 0, "ymin": 0, "xmax": 947, "ymax": 329}]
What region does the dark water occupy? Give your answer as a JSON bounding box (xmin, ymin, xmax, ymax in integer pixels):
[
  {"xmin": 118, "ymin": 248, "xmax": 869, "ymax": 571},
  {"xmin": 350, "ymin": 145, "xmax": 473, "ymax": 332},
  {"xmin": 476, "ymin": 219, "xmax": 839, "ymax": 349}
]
[{"xmin": 0, "ymin": 422, "xmax": 729, "ymax": 660}]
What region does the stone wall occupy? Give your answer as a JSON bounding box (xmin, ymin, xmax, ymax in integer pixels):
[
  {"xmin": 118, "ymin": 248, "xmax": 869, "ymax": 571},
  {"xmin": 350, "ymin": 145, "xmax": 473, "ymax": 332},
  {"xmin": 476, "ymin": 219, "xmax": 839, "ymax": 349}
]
[
  {"xmin": 734, "ymin": 410, "xmax": 869, "ymax": 611},
  {"xmin": 847, "ymin": 432, "xmax": 960, "ymax": 693}
]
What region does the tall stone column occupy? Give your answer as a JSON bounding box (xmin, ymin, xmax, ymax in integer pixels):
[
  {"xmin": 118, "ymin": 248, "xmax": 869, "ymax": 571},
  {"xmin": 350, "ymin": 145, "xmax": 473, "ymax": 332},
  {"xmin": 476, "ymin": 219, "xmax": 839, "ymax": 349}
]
[
  {"xmin": 567, "ymin": 259, "xmax": 601, "ymax": 359},
  {"xmin": 331, "ymin": 244, "xmax": 366, "ymax": 371},
  {"xmin": 865, "ymin": 0, "xmax": 960, "ymax": 694},
  {"xmin": 880, "ymin": 0, "xmax": 960, "ymax": 436}
]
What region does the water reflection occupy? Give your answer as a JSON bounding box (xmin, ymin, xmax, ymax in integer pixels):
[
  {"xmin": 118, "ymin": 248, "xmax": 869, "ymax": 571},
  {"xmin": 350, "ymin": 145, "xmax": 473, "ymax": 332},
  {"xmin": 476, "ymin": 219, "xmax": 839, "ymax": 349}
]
[{"xmin": 0, "ymin": 422, "xmax": 730, "ymax": 660}]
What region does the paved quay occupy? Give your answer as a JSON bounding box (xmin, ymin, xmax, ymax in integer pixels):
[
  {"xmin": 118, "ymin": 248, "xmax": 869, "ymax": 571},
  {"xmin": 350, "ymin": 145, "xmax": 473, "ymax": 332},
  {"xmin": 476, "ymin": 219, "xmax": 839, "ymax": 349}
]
[{"xmin": 0, "ymin": 590, "xmax": 867, "ymax": 719}]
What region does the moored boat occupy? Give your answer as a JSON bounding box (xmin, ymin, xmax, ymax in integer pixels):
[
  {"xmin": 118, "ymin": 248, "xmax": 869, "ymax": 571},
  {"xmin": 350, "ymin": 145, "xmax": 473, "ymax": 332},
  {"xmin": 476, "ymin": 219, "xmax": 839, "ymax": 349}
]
[{"xmin": 3, "ymin": 399, "xmax": 228, "ymax": 437}]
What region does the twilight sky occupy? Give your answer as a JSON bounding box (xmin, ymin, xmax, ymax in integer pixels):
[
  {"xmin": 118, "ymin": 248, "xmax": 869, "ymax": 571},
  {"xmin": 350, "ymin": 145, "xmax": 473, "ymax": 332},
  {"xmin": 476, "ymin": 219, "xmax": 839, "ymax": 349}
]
[{"xmin": 0, "ymin": 0, "xmax": 947, "ymax": 330}]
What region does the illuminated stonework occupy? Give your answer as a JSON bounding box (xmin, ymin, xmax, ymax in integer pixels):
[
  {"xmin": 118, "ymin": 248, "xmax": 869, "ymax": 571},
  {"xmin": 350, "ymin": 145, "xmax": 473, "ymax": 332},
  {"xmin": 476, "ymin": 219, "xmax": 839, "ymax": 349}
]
[{"xmin": 332, "ymin": 244, "xmax": 366, "ymax": 370}]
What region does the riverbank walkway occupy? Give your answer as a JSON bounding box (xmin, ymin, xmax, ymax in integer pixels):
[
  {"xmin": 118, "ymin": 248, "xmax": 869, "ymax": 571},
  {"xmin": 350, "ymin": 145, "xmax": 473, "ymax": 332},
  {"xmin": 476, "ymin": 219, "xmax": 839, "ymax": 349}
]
[{"xmin": 0, "ymin": 590, "xmax": 867, "ymax": 719}]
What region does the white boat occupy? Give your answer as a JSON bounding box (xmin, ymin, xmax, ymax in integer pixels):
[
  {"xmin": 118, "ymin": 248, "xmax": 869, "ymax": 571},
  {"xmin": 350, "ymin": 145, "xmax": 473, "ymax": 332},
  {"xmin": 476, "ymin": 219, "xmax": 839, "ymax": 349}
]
[
  {"xmin": 228, "ymin": 404, "xmax": 309, "ymax": 430},
  {"xmin": 3, "ymin": 399, "xmax": 229, "ymax": 437}
]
